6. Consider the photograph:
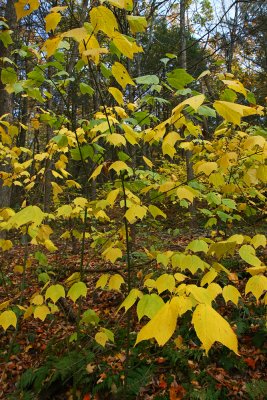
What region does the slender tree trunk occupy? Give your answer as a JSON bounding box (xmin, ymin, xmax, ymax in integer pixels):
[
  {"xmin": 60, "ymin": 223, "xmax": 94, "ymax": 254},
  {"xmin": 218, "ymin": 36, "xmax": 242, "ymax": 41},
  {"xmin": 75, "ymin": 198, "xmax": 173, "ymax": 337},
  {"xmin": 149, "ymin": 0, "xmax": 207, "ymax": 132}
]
[
  {"xmin": 0, "ymin": 0, "xmax": 16, "ymax": 224},
  {"xmin": 179, "ymin": 0, "xmax": 196, "ymax": 225}
]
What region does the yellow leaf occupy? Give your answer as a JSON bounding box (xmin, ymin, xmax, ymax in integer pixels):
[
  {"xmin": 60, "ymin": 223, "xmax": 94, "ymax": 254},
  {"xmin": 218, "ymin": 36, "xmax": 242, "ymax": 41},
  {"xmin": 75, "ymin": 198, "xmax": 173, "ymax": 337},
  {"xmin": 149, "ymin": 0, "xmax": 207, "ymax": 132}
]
[
  {"xmin": 95, "ymin": 331, "xmax": 108, "ymax": 347},
  {"xmin": 82, "ymin": 47, "xmax": 108, "ymax": 64},
  {"xmin": 67, "ymin": 282, "xmax": 87, "ymax": 303},
  {"xmin": 246, "ymin": 266, "xmax": 267, "ymax": 276},
  {"xmin": 227, "ymin": 234, "xmax": 244, "ymax": 245},
  {"xmin": 245, "ymin": 275, "xmax": 267, "ymax": 300},
  {"xmin": 206, "ymin": 283, "xmax": 222, "ymax": 300},
  {"xmin": 171, "ymin": 94, "xmax": 205, "ymax": 122},
  {"xmin": 103, "ymin": 247, "xmax": 122, "ymax": 263},
  {"xmin": 31, "ymin": 294, "xmax": 44, "ymax": 305},
  {"xmin": 107, "ymin": 0, "xmax": 133, "ymax": 10},
  {"xmin": 95, "ymin": 328, "xmax": 114, "ymax": 347},
  {"xmin": 125, "ymin": 204, "xmax": 147, "ymax": 224},
  {"xmin": 108, "ymin": 274, "xmax": 125, "ymax": 291},
  {"xmin": 13, "ymin": 264, "xmax": 23, "ymax": 273},
  {"xmin": 0, "ymin": 239, "xmax": 13, "ymax": 251},
  {"xmin": 34, "ymin": 305, "xmax": 50, "ymax": 321},
  {"xmin": 45, "ymin": 12, "xmax": 61, "ymax": 32},
  {"xmin": 109, "ymin": 160, "xmax": 130, "ymax": 174},
  {"xmin": 176, "ymin": 186, "xmax": 197, "ymax": 203},
  {"xmin": 45, "ymin": 284, "xmax": 65, "ymax": 303},
  {"xmin": 118, "ymin": 288, "xmax": 142, "ymax": 313},
  {"xmin": 65, "ymin": 272, "xmax": 81, "ymax": 286},
  {"xmin": 200, "ymin": 269, "xmax": 217, "ymax": 287},
  {"xmin": 114, "ymin": 106, "xmax": 128, "ymax": 118},
  {"xmin": 251, "ymin": 234, "xmax": 266, "ymax": 249},
  {"xmin": 143, "ymin": 156, "xmax": 153, "ymax": 168},
  {"xmin": 222, "ymin": 80, "xmax": 247, "ymax": 97},
  {"xmin": 127, "ymin": 16, "xmax": 147, "ymax": 33},
  {"xmin": 155, "ymin": 274, "xmax": 175, "ymax": 294},
  {"xmin": 15, "ymin": 0, "xmax": 40, "ymax": 20},
  {"xmin": 0, "ymin": 310, "xmax": 17, "ymax": 330},
  {"xmin": 90, "ymin": 164, "xmax": 104, "ymax": 180},
  {"xmin": 112, "ymin": 62, "xmax": 135, "ymax": 89},
  {"xmin": 96, "ymin": 274, "xmax": 110, "ymax": 289},
  {"xmin": 174, "ymin": 273, "xmax": 188, "ymax": 282},
  {"xmin": 62, "ymin": 27, "xmax": 88, "ymax": 42},
  {"xmin": 222, "ymin": 285, "xmax": 241, "ymax": 305},
  {"xmin": 196, "ymin": 161, "xmax": 218, "ymax": 176},
  {"xmin": 148, "ymin": 205, "xmax": 166, "ymax": 219},
  {"xmin": 78, "ymin": 34, "xmax": 104, "ymax": 65},
  {"xmin": 108, "ymin": 87, "xmax": 124, "ymax": 105},
  {"xmin": 106, "ymin": 188, "xmax": 120, "ymax": 207},
  {"xmin": 135, "ymin": 298, "xmax": 180, "ymax": 346},
  {"xmin": 6, "ymin": 205, "xmax": 45, "ymax": 229},
  {"xmin": 192, "ymin": 304, "xmax": 238, "ymax": 354},
  {"xmin": 112, "ymin": 32, "xmax": 142, "ymax": 59},
  {"xmin": 213, "ymin": 101, "xmax": 262, "ymax": 125},
  {"xmin": 0, "ymin": 300, "xmax": 11, "ymax": 311},
  {"xmin": 90, "ymin": 6, "xmax": 118, "ymax": 37},
  {"xmin": 44, "ymin": 239, "xmax": 58, "ymax": 252},
  {"xmin": 42, "ymin": 36, "xmax": 62, "ymax": 58},
  {"xmin": 50, "ymin": 6, "xmax": 67, "ymax": 13},
  {"xmin": 56, "ymin": 204, "xmax": 73, "ymax": 218},
  {"xmin": 239, "ymin": 245, "xmax": 261, "ymax": 267},
  {"xmin": 186, "ymin": 285, "xmax": 213, "ymax": 305},
  {"xmin": 186, "ymin": 239, "xmax": 209, "ymax": 253},
  {"xmin": 243, "ymin": 135, "xmax": 266, "ymax": 150},
  {"xmin": 208, "ymin": 241, "xmax": 236, "ymax": 260},
  {"xmin": 107, "ymin": 133, "xmax": 126, "ymax": 147}
]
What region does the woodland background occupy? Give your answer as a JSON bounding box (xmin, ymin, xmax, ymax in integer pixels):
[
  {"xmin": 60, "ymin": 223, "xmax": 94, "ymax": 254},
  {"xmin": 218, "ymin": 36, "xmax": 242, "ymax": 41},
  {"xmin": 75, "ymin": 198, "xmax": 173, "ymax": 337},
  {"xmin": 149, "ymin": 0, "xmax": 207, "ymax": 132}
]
[{"xmin": 0, "ymin": 0, "xmax": 266, "ymax": 399}]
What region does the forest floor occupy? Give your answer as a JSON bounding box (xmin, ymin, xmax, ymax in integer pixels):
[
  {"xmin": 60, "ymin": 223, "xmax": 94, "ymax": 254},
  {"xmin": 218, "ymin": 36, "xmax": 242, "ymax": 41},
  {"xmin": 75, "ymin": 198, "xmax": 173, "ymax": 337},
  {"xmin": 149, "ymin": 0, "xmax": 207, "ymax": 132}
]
[{"xmin": 0, "ymin": 219, "xmax": 266, "ymax": 400}]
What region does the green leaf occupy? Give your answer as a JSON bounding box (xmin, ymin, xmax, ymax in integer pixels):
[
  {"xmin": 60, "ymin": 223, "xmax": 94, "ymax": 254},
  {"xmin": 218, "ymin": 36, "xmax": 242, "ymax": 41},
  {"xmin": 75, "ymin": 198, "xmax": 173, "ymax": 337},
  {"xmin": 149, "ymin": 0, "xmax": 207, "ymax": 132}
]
[
  {"xmin": 0, "ymin": 310, "xmax": 17, "ymax": 330},
  {"xmin": 192, "ymin": 304, "xmax": 238, "ymax": 354},
  {"xmin": 197, "ymin": 105, "xmax": 216, "ymax": 118},
  {"xmin": 81, "ymin": 309, "xmax": 100, "ymax": 326},
  {"xmin": 45, "ymin": 284, "xmax": 65, "ymax": 303},
  {"xmin": 186, "ymin": 239, "xmax": 209, "ymax": 254},
  {"xmin": 206, "ymin": 192, "xmax": 221, "ymax": 205},
  {"xmin": 137, "ymin": 294, "xmax": 164, "ymax": 320},
  {"xmin": 79, "ymin": 82, "xmax": 94, "ymax": 95},
  {"xmin": 70, "ymin": 144, "xmax": 94, "ymax": 161},
  {"xmin": 220, "ymin": 88, "xmax": 237, "ymax": 102},
  {"xmin": 1, "ymin": 67, "xmax": 17, "ymax": 84},
  {"xmin": 135, "ymin": 75, "xmax": 159, "ymax": 85},
  {"xmin": 67, "ymin": 282, "xmax": 87, "ymax": 303},
  {"xmin": 0, "ymin": 30, "xmax": 13, "ymax": 48},
  {"xmin": 167, "ymin": 69, "xmax": 194, "ymax": 89},
  {"xmin": 52, "ymin": 134, "xmax": 68, "ymax": 148},
  {"xmin": 222, "ymin": 199, "xmax": 236, "ymax": 209}
]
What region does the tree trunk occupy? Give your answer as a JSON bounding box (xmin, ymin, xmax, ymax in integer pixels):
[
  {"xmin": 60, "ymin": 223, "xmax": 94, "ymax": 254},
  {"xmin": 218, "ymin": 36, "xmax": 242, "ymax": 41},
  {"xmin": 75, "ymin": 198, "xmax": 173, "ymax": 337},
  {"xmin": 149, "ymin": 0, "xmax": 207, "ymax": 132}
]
[{"xmin": 0, "ymin": 0, "xmax": 16, "ymax": 238}]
